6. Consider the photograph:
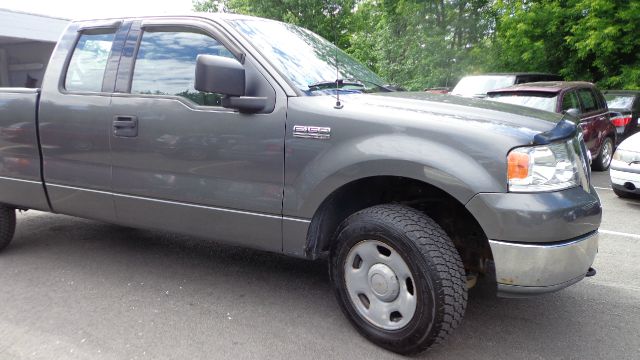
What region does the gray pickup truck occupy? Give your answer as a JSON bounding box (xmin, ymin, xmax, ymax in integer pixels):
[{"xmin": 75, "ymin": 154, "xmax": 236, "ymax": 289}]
[{"xmin": 0, "ymin": 13, "xmax": 601, "ymax": 354}]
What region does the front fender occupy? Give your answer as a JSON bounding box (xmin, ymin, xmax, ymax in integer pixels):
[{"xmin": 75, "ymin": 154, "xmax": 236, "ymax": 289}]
[{"xmin": 283, "ymin": 133, "xmax": 505, "ymax": 218}]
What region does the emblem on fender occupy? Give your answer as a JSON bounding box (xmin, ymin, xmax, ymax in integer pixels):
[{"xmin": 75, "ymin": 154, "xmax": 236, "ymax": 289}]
[{"xmin": 293, "ymin": 125, "xmax": 331, "ymax": 139}]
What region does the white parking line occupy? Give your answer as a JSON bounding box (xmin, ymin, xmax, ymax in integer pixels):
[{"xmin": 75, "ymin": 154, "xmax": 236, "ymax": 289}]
[
  {"xmin": 600, "ymin": 229, "xmax": 640, "ymax": 239},
  {"xmin": 594, "ymin": 186, "xmax": 611, "ymax": 190}
]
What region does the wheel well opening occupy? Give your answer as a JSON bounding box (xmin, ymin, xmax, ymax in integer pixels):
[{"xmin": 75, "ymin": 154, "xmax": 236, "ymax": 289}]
[{"xmin": 306, "ymin": 176, "xmax": 492, "ymax": 274}]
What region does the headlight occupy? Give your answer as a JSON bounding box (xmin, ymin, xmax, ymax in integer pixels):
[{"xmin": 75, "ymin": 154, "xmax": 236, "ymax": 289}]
[
  {"xmin": 612, "ymin": 149, "xmax": 640, "ymax": 164},
  {"xmin": 507, "ymin": 140, "xmax": 581, "ymax": 192}
]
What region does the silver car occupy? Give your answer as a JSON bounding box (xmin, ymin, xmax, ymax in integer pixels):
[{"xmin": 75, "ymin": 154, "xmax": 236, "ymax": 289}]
[{"xmin": 611, "ymin": 132, "xmax": 640, "ymax": 197}]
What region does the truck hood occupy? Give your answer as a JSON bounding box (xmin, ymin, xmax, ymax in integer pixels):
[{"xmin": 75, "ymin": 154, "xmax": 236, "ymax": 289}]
[{"xmin": 339, "ymin": 91, "xmax": 569, "ymax": 139}]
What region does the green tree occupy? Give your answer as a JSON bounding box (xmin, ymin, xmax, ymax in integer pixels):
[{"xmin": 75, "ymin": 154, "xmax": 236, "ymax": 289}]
[
  {"xmin": 194, "ymin": 0, "xmax": 356, "ymax": 49},
  {"xmin": 193, "ymin": 0, "xmax": 640, "ymax": 90},
  {"xmin": 566, "ymin": 0, "xmax": 640, "ymax": 88},
  {"xmin": 490, "ymin": 0, "xmax": 640, "ymax": 89},
  {"xmin": 193, "ymin": 0, "xmax": 493, "ymax": 90}
]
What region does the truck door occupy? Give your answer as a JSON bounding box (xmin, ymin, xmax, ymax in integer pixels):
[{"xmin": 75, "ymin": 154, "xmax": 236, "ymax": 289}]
[
  {"xmin": 576, "ymin": 87, "xmax": 605, "ymax": 154},
  {"xmin": 108, "ymin": 19, "xmax": 285, "ymax": 252},
  {"xmin": 38, "ymin": 21, "xmax": 129, "ymax": 222}
]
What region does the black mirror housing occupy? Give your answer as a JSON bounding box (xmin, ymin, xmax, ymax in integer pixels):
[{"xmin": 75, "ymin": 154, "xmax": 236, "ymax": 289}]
[
  {"xmin": 194, "ymin": 54, "xmax": 274, "ymax": 114},
  {"xmin": 195, "ymin": 55, "xmax": 245, "ymax": 96}
]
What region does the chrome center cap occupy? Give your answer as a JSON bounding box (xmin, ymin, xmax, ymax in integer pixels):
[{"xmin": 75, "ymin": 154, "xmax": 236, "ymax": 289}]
[{"xmin": 368, "ymin": 263, "xmax": 400, "ymax": 302}]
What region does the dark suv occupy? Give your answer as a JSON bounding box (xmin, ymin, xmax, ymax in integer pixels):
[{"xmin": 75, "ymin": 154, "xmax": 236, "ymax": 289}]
[
  {"xmin": 487, "ymin": 81, "xmax": 616, "ymax": 170},
  {"xmin": 451, "ymin": 73, "xmax": 563, "ymax": 98}
]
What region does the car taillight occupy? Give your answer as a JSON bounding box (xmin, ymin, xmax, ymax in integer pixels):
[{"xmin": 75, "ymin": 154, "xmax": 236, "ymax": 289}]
[{"xmin": 611, "ymin": 115, "xmax": 632, "ymax": 127}]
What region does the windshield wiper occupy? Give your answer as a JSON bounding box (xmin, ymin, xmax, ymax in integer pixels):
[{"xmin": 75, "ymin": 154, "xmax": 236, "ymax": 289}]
[
  {"xmin": 308, "ymin": 79, "xmax": 365, "ymax": 90},
  {"xmin": 308, "ymin": 79, "xmax": 401, "ymax": 93},
  {"xmin": 382, "ymin": 84, "xmax": 404, "ymax": 92},
  {"xmin": 343, "ymin": 78, "xmax": 399, "ymax": 92}
]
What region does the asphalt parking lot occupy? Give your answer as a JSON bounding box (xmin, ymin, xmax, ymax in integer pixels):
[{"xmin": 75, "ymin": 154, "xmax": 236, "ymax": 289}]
[{"xmin": 0, "ymin": 170, "xmax": 638, "ymax": 360}]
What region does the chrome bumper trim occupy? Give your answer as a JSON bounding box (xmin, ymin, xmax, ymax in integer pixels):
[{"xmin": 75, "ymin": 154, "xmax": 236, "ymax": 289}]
[{"xmin": 490, "ymin": 231, "xmax": 598, "ymax": 296}]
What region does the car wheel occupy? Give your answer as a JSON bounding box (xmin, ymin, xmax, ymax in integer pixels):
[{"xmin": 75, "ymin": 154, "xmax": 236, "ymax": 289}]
[
  {"xmin": 330, "ymin": 204, "xmax": 467, "ymax": 355},
  {"xmin": 593, "ymin": 137, "xmax": 613, "ymax": 171},
  {"xmin": 0, "ymin": 205, "xmax": 16, "ymax": 252}
]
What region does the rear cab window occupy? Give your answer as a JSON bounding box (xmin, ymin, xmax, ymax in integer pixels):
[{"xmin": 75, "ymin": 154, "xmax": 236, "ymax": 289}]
[
  {"xmin": 65, "ymin": 29, "xmax": 116, "ymax": 92},
  {"xmin": 488, "ymin": 91, "xmax": 558, "ymax": 112}
]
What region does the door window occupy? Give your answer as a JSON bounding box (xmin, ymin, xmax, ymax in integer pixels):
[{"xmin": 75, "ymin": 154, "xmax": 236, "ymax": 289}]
[
  {"xmin": 577, "ymin": 88, "xmax": 598, "ymax": 113},
  {"xmin": 594, "ymin": 90, "xmax": 608, "ymax": 110},
  {"xmin": 65, "ymin": 30, "xmax": 116, "ymax": 92},
  {"xmin": 130, "ymin": 29, "xmax": 235, "ymax": 106},
  {"xmin": 562, "ymin": 91, "xmax": 580, "ymax": 112}
]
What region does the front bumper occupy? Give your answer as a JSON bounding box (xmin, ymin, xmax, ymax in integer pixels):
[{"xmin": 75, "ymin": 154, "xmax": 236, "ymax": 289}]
[
  {"xmin": 489, "ymin": 231, "xmax": 598, "ymax": 297},
  {"xmin": 466, "ymin": 186, "xmax": 601, "ymax": 297},
  {"xmin": 466, "ymin": 186, "xmax": 601, "ymax": 244},
  {"xmin": 610, "ymin": 167, "xmax": 640, "ymax": 194}
]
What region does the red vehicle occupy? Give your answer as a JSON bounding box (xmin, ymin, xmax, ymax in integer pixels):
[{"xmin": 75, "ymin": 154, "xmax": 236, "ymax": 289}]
[{"xmin": 487, "ymin": 81, "xmax": 616, "ymax": 171}]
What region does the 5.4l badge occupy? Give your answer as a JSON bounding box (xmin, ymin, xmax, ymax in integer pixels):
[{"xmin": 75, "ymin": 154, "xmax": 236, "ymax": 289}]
[{"xmin": 293, "ymin": 125, "xmax": 331, "ymax": 140}]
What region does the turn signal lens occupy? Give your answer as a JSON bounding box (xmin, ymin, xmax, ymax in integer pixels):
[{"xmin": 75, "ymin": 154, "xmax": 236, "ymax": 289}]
[{"xmin": 507, "ymin": 152, "xmax": 530, "ymax": 180}]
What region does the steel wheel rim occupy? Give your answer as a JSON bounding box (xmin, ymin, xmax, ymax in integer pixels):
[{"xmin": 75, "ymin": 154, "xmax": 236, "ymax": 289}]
[
  {"xmin": 602, "ymin": 139, "xmax": 612, "ymax": 167},
  {"xmin": 344, "ymin": 240, "xmax": 417, "ymax": 330}
]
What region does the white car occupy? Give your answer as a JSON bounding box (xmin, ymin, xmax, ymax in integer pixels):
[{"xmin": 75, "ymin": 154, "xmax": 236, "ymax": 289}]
[{"xmin": 611, "ymin": 132, "xmax": 640, "ymax": 198}]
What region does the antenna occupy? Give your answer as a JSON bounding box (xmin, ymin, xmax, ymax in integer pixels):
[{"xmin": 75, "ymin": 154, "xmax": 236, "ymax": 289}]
[{"xmin": 332, "ymin": 4, "xmax": 343, "ymax": 109}]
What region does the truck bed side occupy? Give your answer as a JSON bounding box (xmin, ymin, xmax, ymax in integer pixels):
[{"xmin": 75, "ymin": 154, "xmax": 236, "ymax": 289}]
[{"xmin": 0, "ymin": 88, "xmax": 50, "ymax": 211}]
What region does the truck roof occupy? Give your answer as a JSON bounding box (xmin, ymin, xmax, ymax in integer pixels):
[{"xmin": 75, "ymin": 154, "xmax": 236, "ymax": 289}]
[{"xmin": 69, "ymin": 12, "xmax": 260, "ymax": 23}]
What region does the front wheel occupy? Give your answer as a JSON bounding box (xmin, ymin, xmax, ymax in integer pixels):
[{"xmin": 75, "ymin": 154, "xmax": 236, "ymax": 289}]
[
  {"xmin": 330, "ymin": 204, "xmax": 467, "ymax": 355},
  {"xmin": 593, "ymin": 137, "xmax": 613, "ymax": 171}
]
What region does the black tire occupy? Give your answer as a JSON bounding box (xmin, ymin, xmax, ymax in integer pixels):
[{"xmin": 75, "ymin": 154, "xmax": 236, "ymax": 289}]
[
  {"xmin": 330, "ymin": 204, "xmax": 467, "ymax": 355},
  {"xmin": 592, "ymin": 137, "xmax": 614, "ymax": 171},
  {"xmin": 0, "ymin": 206, "xmax": 16, "ymax": 252},
  {"xmin": 613, "ymin": 187, "xmax": 640, "ymax": 199}
]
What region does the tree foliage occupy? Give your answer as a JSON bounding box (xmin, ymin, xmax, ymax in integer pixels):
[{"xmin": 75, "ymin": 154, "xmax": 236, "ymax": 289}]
[
  {"xmin": 491, "ymin": 0, "xmax": 640, "ymax": 89},
  {"xmin": 193, "ymin": 0, "xmax": 640, "ymax": 90}
]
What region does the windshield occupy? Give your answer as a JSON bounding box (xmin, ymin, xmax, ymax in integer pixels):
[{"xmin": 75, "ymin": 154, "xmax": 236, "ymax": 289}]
[
  {"xmin": 605, "ymin": 94, "xmax": 635, "ymax": 109},
  {"xmin": 228, "ymin": 18, "xmax": 388, "ymax": 95},
  {"xmin": 451, "ymin": 75, "xmax": 516, "ymax": 97},
  {"xmin": 488, "ymin": 92, "xmax": 558, "ymax": 113}
]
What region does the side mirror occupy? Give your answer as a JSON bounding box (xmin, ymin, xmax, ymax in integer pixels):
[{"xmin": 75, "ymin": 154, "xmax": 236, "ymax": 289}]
[
  {"xmin": 195, "ymin": 54, "xmax": 245, "ymax": 96},
  {"xmin": 563, "ymin": 108, "xmax": 581, "ymax": 117},
  {"xmin": 195, "ymin": 55, "xmax": 267, "ymax": 113}
]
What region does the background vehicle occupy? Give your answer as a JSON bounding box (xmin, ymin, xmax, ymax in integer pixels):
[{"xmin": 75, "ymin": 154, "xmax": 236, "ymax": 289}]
[
  {"xmin": 611, "ymin": 132, "xmax": 640, "ymax": 198},
  {"xmin": 605, "ymin": 90, "xmax": 640, "ymax": 142},
  {"xmin": 487, "ymin": 81, "xmax": 616, "ymax": 171},
  {"xmin": 0, "ymin": 14, "xmax": 600, "ymax": 354},
  {"xmin": 451, "ymin": 73, "xmax": 562, "ymax": 98}
]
